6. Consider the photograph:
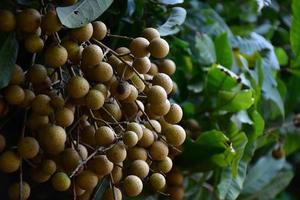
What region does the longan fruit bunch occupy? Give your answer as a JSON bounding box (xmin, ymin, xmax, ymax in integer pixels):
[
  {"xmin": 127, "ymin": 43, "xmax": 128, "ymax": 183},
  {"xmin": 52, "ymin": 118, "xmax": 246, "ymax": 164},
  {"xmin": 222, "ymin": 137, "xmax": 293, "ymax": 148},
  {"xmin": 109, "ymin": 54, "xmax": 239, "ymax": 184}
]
[{"xmin": 0, "ymin": 2, "xmax": 186, "ymax": 200}]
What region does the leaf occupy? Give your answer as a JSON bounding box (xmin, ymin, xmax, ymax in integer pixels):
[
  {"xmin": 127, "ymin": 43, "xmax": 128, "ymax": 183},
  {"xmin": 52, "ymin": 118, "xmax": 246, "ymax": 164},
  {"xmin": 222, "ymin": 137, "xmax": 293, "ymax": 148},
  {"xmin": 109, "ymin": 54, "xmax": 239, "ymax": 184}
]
[
  {"xmin": 92, "ymin": 178, "xmax": 109, "ymax": 200},
  {"xmin": 290, "ymin": 0, "xmax": 300, "ymax": 66},
  {"xmin": 157, "ymin": 7, "xmax": 186, "ymax": 36},
  {"xmin": 56, "ymin": 0, "xmax": 113, "ymax": 28},
  {"xmin": 193, "ymin": 33, "xmax": 216, "ymax": 65},
  {"xmin": 157, "ymin": 0, "xmax": 183, "ymax": 5},
  {"xmin": 214, "ymin": 32, "xmax": 234, "ymax": 69},
  {"xmin": 16, "ymin": 0, "xmax": 40, "ymax": 8},
  {"xmin": 126, "ymin": 0, "xmax": 135, "ymax": 17},
  {"xmin": 217, "ymin": 90, "xmax": 254, "ymax": 112},
  {"xmin": 0, "ymin": 33, "xmax": 19, "ymax": 89},
  {"xmin": 256, "ymin": 0, "xmax": 272, "ymax": 12},
  {"xmin": 275, "ymin": 47, "xmax": 288, "ymax": 66},
  {"xmin": 283, "ymin": 133, "xmax": 300, "ymax": 156}
]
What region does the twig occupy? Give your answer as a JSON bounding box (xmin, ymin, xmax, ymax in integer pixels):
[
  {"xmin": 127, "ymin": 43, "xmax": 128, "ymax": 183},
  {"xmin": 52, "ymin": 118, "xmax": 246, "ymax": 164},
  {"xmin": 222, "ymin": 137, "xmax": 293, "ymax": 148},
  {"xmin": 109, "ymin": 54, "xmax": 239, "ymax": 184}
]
[{"xmin": 107, "ymin": 33, "xmax": 134, "ymax": 40}]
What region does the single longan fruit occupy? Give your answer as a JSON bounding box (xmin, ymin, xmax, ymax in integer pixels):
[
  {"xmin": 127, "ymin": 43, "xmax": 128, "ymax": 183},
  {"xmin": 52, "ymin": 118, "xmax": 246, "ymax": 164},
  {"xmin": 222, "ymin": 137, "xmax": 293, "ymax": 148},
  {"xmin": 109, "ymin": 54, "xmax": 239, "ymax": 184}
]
[
  {"xmin": 77, "ymin": 143, "xmax": 88, "ymax": 159},
  {"xmin": 152, "ymin": 73, "xmax": 173, "ymax": 94},
  {"xmin": 67, "ymin": 76, "xmax": 90, "ymax": 99},
  {"xmin": 81, "ymin": 44, "xmax": 103, "ymax": 68},
  {"xmin": 80, "ymin": 125, "xmax": 96, "ymax": 146},
  {"xmin": 51, "ymin": 172, "xmax": 71, "ymax": 191},
  {"xmin": 158, "ymin": 59, "xmax": 176, "ymax": 75},
  {"xmin": 101, "ymin": 101, "xmax": 122, "ymax": 121},
  {"xmin": 4, "ymin": 85, "xmax": 25, "ymax": 105},
  {"xmin": 0, "ymin": 134, "xmax": 6, "ymax": 153},
  {"xmin": 107, "ymin": 142, "xmax": 127, "ymax": 163},
  {"xmin": 20, "ymin": 89, "xmax": 35, "ymax": 108},
  {"xmin": 26, "ymin": 114, "xmax": 49, "ymax": 130},
  {"xmin": 144, "ymin": 119, "xmax": 162, "ymax": 133},
  {"xmin": 142, "ymin": 27, "xmax": 160, "ymax": 41},
  {"xmin": 92, "ymin": 21, "xmax": 107, "ymax": 40},
  {"xmin": 55, "ymin": 107, "xmax": 74, "ymax": 127},
  {"xmin": 123, "ymin": 175, "xmax": 143, "ymax": 197},
  {"xmin": 150, "ymin": 100, "xmax": 171, "ymax": 116},
  {"xmin": 44, "ymin": 44, "xmax": 68, "ymax": 68},
  {"xmin": 91, "ymin": 62, "xmax": 113, "ymax": 82},
  {"xmin": 95, "ymin": 126, "xmax": 115, "ymax": 146},
  {"xmin": 111, "ymin": 81, "xmax": 131, "ymax": 100},
  {"xmin": 61, "ymin": 40, "xmax": 83, "ymax": 64},
  {"xmin": 40, "ymin": 159, "xmax": 56, "ymax": 175},
  {"xmin": 40, "ymin": 125, "xmax": 66, "ymax": 155},
  {"xmin": 76, "ymin": 170, "xmax": 98, "ymax": 190},
  {"xmin": 31, "ymin": 94, "xmax": 53, "ymax": 115},
  {"xmin": 60, "ymin": 148, "xmax": 82, "ymax": 172},
  {"xmin": 0, "ymin": 10, "xmax": 16, "ymax": 32},
  {"xmin": 85, "ymin": 89, "xmax": 105, "ymax": 110},
  {"xmin": 31, "ymin": 169, "xmax": 51, "ymax": 183},
  {"xmin": 150, "ymin": 141, "xmax": 169, "ymax": 161},
  {"xmin": 24, "ymin": 35, "xmax": 44, "ymax": 53},
  {"xmin": 150, "ymin": 173, "xmax": 166, "ymax": 191},
  {"xmin": 130, "ymin": 74, "xmax": 145, "ymax": 93},
  {"xmin": 148, "ymin": 38, "xmax": 169, "ymax": 58},
  {"xmin": 41, "ymin": 10, "xmax": 62, "ymax": 34},
  {"xmin": 167, "ymin": 186, "xmax": 184, "ymax": 200},
  {"xmin": 148, "ymin": 63, "xmax": 159, "ymax": 76},
  {"xmin": 18, "ymin": 137, "xmax": 39, "ymax": 159},
  {"xmin": 166, "ymin": 168, "xmax": 183, "ymax": 185},
  {"xmin": 123, "ymin": 131, "xmax": 138, "ymax": 147},
  {"xmin": 129, "ymin": 37, "xmax": 150, "ymax": 58},
  {"xmin": 88, "ymin": 155, "xmax": 113, "ymax": 176},
  {"xmin": 126, "ymin": 122, "xmax": 143, "ymax": 140},
  {"xmin": 26, "ymin": 64, "xmax": 47, "ymax": 84},
  {"xmin": 103, "ymin": 187, "xmax": 122, "ymax": 200},
  {"xmin": 17, "ymin": 8, "xmax": 41, "ymax": 33},
  {"xmin": 157, "ymin": 157, "xmax": 173, "ymax": 173},
  {"xmin": 164, "ymin": 125, "xmax": 186, "ymax": 146},
  {"xmin": 112, "ymin": 163, "xmax": 123, "ymax": 183},
  {"xmin": 129, "ymin": 160, "xmax": 149, "ymax": 178},
  {"xmin": 70, "ymin": 23, "xmax": 93, "ymax": 43},
  {"xmin": 115, "ymin": 62, "xmax": 135, "ymax": 80},
  {"xmin": 138, "ymin": 128, "xmax": 154, "ymax": 148},
  {"xmin": 164, "ymin": 103, "xmax": 183, "ymax": 124},
  {"xmin": 8, "ymin": 182, "xmax": 31, "ymax": 200},
  {"xmin": 10, "ymin": 64, "xmax": 25, "ymax": 85},
  {"xmin": 127, "ymin": 147, "xmax": 147, "ymax": 161},
  {"xmin": 122, "ymin": 85, "xmax": 138, "ymax": 103},
  {"xmin": 0, "ymin": 151, "xmax": 21, "ymax": 173},
  {"xmin": 49, "ymin": 93, "xmax": 65, "ymax": 109},
  {"xmin": 115, "ymin": 47, "xmax": 132, "ymax": 62},
  {"xmin": 147, "ymin": 85, "xmax": 167, "ymax": 105},
  {"xmin": 132, "ymin": 57, "xmax": 151, "ymax": 74}
]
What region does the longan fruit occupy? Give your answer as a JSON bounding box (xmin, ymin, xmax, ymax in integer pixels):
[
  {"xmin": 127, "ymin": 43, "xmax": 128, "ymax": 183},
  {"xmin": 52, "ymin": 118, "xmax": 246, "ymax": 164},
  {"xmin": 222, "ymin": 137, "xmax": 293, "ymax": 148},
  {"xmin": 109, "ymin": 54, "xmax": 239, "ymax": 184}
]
[
  {"xmin": 166, "ymin": 167, "xmax": 183, "ymax": 186},
  {"xmin": 17, "ymin": 8, "xmax": 41, "ymax": 33},
  {"xmin": 18, "ymin": 137, "xmax": 39, "ymax": 159},
  {"xmin": 111, "ymin": 81, "xmax": 131, "ymax": 100},
  {"xmin": 122, "ymin": 85, "xmax": 138, "ymax": 103},
  {"xmin": 101, "ymin": 101, "xmax": 122, "ymax": 122},
  {"xmin": 20, "ymin": 89, "xmax": 35, "ymax": 108},
  {"xmin": 164, "ymin": 125, "xmax": 186, "ymax": 146},
  {"xmin": 26, "ymin": 114, "xmax": 49, "ymax": 130},
  {"xmin": 167, "ymin": 186, "xmax": 184, "ymax": 200},
  {"xmin": 0, "ymin": 134, "xmax": 6, "ymax": 153},
  {"xmin": 76, "ymin": 170, "xmax": 98, "ymax": 190},
  {"xmin": 61, "ymin": 40, "xmax": 83, "ymax": 64},
  {"xmin": 40, "ymin": 125, "xmax": 66, "ymax": 155},
  {"xmin": 144, "ymin": 119, "xmax": 162, "ymax": 133},
  {"xmin": 70, "ymin": 23, "xmax": 93, "ymax": 43},
  {"xmin": 127, "ymin": 147, "xmax": 147, "ymax": 161},
  {"xmin": 67, "ymin": 76, "xmax": 90, "ymax": 99},
  {"xmin": 129, "ymin": 160, "xmax": 149, "ymax": 179},
  {"xmin": 123, "ymin": 131, "xmax": 138, "ymax": 147},
  {"xmin": 31, "ymin": 169, "xmax": 51, "ymax": 183},
  {"xmin": 26, "ymin": 64, "xmax": 47, "ymax": 84},
  {"xmin": 130, "ymin": 74, "xmax": 145, "ymax": 92},
  {"xmin": 90, "ymin": 62, "xmax": 113, "ymax": 82},
  {"xmin": 88, "ymin": 155, "xmax": 113, "ymax": 176},
  {"xmin": 148, "ymin": 38, "xmax": 169, "ymax": 58},
  {"xmin": 85, "ymin": 89, "xmax": 105, "ymax": 110},
  {"xmin": 138, "ymin": 128, "xmax": 154, "ymax": 148},
  {"xmin": 126, "ymin": 122, "xmax": 143, "ymax": 140},
  {"xmin": 150, "ymin": 100, "xmax": 171, "ymax": 116},
  {"xmin": 93, "ymin": 83, "xmax": 108, "ymax": 97},
  {"xmin": 10, "ymin": 64, "xmax": 25, "ymax": 85},
  {"xmin": 0, "ymin": 151, "xmax": 20, "ymax": 173},
  {"xmin": 148, "ymin": 63, "xmax": 159, "ymax": 76},
  {"xmin": 158, "ymin": 59, "xmax": 176, "ymax": 75},
  {"xmin": 92, "ymin": 21, "xmax": 107, "ymax": 40},
  {"xmin": 0, "ymin": 10, "xmax": 16, "ymax": 32},
  {"xmin": 44, "ymin": 44, "xmax": 68, "ymax": 68},
  {"xmin": 150, "ymin": 141, "xmax": 169, "ymax": 161},
  {"xmin": 49, "ymin": 93, "xmax": 65, "ymax": 109},
  {"xmin": 111, "ymin": 163, "xmax": 123, "ymax": 183},
  {"xmin": 115, "ymin": 62, "xmax": 135, "ymax": 80},
  {"xmin": 55, "ymin": 107, "xmax": 74, "ymax": 127},
  {"xmin": 133, "ymin": 57, "xmax": 151, "ymax": 74},
  {"xmin": 31, "ymin": 94, "xmax": 53, "ymax": 115},
  {"xmin": 4, "ymin": 85, "xmax": 25, "ymax": 105},
  {"xmin": 80, "ymin": 125, "xmax": 96, "ymax": 146},
  {"xmin": 159, "ymin": 118, "xmax": 172, "ymax": 132},
  {"xmin": 95, "ymin": 126, "xmax": 115, "ymax": 146},
  {"xmin": 8, "ymin": 182, "xmax": 31, "ymax": 200},
  {"xmin": 164, "ymin": 103, "xmax": 183, "ymax": 124},
  {"xmin": 129, "ymin": 37, "xmax": 150, "ymax": 58},
  {"xmin": 60, "ymin": 148, "xmax": 82, "ymax": 172},
  {"xmin": 41, "ymin": 10, "xmax": 62, "ymax": 34},
  {"xmin": 157, "ymin": 157, "xmax": 173, "ymax": 173},
  {"xmin": 103, "ymin": 187, "xmax": 122, "ymax": 200},
  {"xmin": 77, "ymin": 143, "xmax": 88, "ymax": 159},
  {"xmin": 40, "ymin": 159, "xmax": 56, "ymax": 175},
  {"xmin": 150, "ymin": 173, "xmax": 166, "ymax": 191},
  {"xmin": 123, "ymin": 175, "xmax": 143, "ymax": 197},
  {"xmin": 147, "ymin": 85, "xmax": 167, "ymax": 105},
  {"xmin": 52, "ymin": 172, "xmax": 71, "ymax": 191},
  {"xmin": 142, "ymin": 27, "xmax": 160, "ymax": 41},
  {"xmin": 152, "ymin": 73, "xmax": 173, "ymax": 94},
  {"xmin": 107, "ymin": 142, "xmax": 127, "ymax": 163},
  {"xmin": 81, "ymin": 44, "xmax": 103, "ymax": 68},
  {"xmin": 115, "ymin": 47, "xmax": 132, "ymax": 62},
  {"xmin": 24, "ymin": 35, "xmax": 44, "ymax": 53}
]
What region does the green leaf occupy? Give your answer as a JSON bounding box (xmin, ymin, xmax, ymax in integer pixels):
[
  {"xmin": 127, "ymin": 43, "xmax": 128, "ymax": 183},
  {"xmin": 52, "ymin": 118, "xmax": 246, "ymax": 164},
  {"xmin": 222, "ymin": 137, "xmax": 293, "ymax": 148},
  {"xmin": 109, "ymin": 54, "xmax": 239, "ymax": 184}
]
[
  {"xmin": 256, "ymin": 0, "xmax": 271, "ymax": 12},
  {"xmin": 157, "ymin": 7, "xmax": 186, "ymax": 36},
  {"xmin": 214, "ymin": 32, "xmax": 233, "ymax": 68},
  {"xmin": 283, "ymin": 133, "xmax": 300, "ymax": 156},
  {"xmin": 56, "ymin": 0, "xmax": 113, "ymax": 28},
  {"xmin": 290, "ymin": 0, "xmax": 300, "ymax": 66},
  {"xmin": 275, "ymin": 47, "xmax": 288, "ymax": 66},
  {"xmin": 157, "ymin": 0, "xmax": 183, "ymax": 5},
  {"xmin": 248, "ymin": 110, "xmax": 265, "ymax": 140},
  {"xmin": 0, "ymin": 33, "xmax": 19, "ymax": 89},
  {"xmin": 193, "ymin": 34, "xmax": 216, "ymax": 65},
  {"xmin": 91, "ymin": 178, "xmax": 109, "ymax": 200}
]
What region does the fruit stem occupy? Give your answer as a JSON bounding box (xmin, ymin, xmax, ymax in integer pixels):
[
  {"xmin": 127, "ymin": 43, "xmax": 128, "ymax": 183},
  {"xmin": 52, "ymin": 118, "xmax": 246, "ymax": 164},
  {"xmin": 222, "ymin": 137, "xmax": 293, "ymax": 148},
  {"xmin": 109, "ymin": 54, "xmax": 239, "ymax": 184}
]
[{"xmin": 106, "ymin": 33, "xmax": 134, "ymax": 41}]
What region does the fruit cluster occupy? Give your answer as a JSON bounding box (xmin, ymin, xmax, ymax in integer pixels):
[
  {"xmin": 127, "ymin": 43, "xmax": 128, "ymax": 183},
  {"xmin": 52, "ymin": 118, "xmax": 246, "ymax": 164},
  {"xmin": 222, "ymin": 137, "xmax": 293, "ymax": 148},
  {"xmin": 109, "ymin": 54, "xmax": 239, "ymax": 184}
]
[{"xmin": 0, "ymin": 1, "xmax": 185, "ymax": 200}]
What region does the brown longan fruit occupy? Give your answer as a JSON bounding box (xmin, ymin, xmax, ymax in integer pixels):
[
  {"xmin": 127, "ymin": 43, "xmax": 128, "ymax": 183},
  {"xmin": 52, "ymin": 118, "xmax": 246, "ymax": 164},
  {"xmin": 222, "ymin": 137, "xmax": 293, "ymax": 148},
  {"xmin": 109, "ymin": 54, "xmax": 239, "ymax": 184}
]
[
  {"xmin": 166, "ymin": 167, "xmax": 183, "ymax": 186},
  {"xmin": 31, "ymin": 169, "xmax": 51, "ymax": 183},
  {"xmin": 152, "ymin": 73, "xmax": 173, "ymax": 94},
  {"xmin": 18, "ymin": 137, "xmax": 39, "ymax": 159},
  {"xmin": 115, "ymin": 62, "xmax": 135, "ymax": 80},
  {"xmin": 164, "ymin": 103, "xmax": 183, "ymax": 124},
  {"xmin": 4, "ymin": 85, "xmax": 25, "ymax": 105},
  {"xmin": 0, "ymin": 134, "xmax": 6, "ymax": 153},
  {"xmin": 129, "ymin": 160, "xmax": 149, "ymax": 179},
  {"xmin": 8, "ymin": 182, "xmax": 31, "ymax": 200},
  {"xmin": 40, "ymin": 159, "xmax": 56, "ymax": 175},
  {"xmin": 95, "ymin": 126, "xmax": 115, "ymax": 146},
  {"xmin": 93, "ymin": 83, "xmax": 109, "ymax": 97},
  {"xmin": 103, "ymin": 187, "xmax": 122, "ymax": 200},
  {"xmin": 144, "ymin": 119, "xmax": 162, "ymax": 133},
  {"xmin": 0, "ymin": 151, "xmax": 20, "ymax": 173},
  {"xmin": 111, "ymin": 163, "xmax": 123, "ymax": 183},
  {"xmin": 132, "ymin": 57, "xmax": 151, "ymax": 74},
  {"xmin": 101, "ymin": 101, "xmax": 122, "ymax": 122},
  {"xmin": 150, "ymin": 100, "xmax": 171, "ymax": 116},
  {"xmin": 70, "ymin": 23, "xmax": 93, "ymax": 43},
  {"xmin": 126, "ymin": 122, "xmax": 143, "ymax": 140},
  {"xmin": 130, "ymin": 74, "xmax": 145, "ymax": 93},
  {"xmin": 40, "ymin": 125, "xmax": 66, "ymax": 155},
  {"xmin": 27, "ymin": 114, "xmax": 49, "ymax": 130},
  {"xmin": 49, "ymin": 93, "xmax": 65, "ymax": 109},
  {"xmin": 107, "ymin": 142, "xmax": 127, "ymax": 163},
  {"xmin": 88, "ymin": 155, "xmax": 113, "ymax": 176},
  {"xmin": 60, "ymin": 148, "xmax": 82, "ymax": 172},
  {"xmin": 85, "ymin": 89, "xmax": 105, "ymax": 110},
  {"xmin": 123, "ymin": 131, "xmax": 138, "ymax": 147},
  {"xmin": 157, "ymin": 156, "xmax": 173, "ymax": 173},
  {"xmin": 26, "ymin": 64, "xmax": 47, "ymax": 84},
  {"xmin": 67, "ymin": 76, "xmax": 90, "ymax": 99},
  {"xmin": 158, "ymin": 59, "xmax": 176, "ymax": 75},
  {"xmin": 55, "ymin": 107, "xmax": 74, "ymax": 127},
  {"xmin": 91, "ymin": 62, "xmax": 113, "ymax": 82},
  {"xmin": 122, "ymin": 85, "xmax": 138, "ymax": 103},
  {"xmin": 77, "ymin": 143, "xmax": 88, "ymax": 159},
  {"xmin": 150, "ymin": 141, "xmax": 169, "ymax": 161},
  {"xmin": 10, "ymin": 64, "xmax": 25, "ymax": 85},
  {"xmin": 148, "ymin": 38, "xmax": 169, "ymax": 58},
  {"xmin": 127, "ymin": 147, "xmax": 147, "ymax": 161},
  {"xmin": 17, "ymin": 9, "xmax": 41, "ymax": 33},
  {"xmin": 129, "ymin": 37, "xmax": 150, "ymax": 58},
  {"xmin": 164, "ymin": 125, "xmax": 186, "ymax": 146},
  {"xmin": 24, "ymin": 35, "xmax": 44, "ymax": 53},
  {"xmin": 92, "ymin": 21, "xmax": 107, "ymax": 40},
  {"xmin": 80, "ymin": 125, "xmax": 96, "ymax": 146},
  {"xmin": 123, "ymin": 175, "xmax": 143, "ymax": 197},
  {"xmin": 148, "ymin": 63, "xmax": 159, "ymax": 76},
  {"xmin": 147, "ymin": 85, "xmax": 167, "ymax": 105},
  {"xmin": 167, "ymin": 186, "xmax": 184, "ymax": 200},
  {"xmin": 142, "ymin": 27, "xmax": 160, "ymax": 41},
  {"xmin": 20, "ymin": 89, "xmax": 35, "ymax": 108},
  {"xmin": 138, "ymin": 128, "xmax": 154, "ymax": 148},
  {"xmin": 31, "ymin": 94, "xmax": 53, "ymax": 115},
  {"xmin": 44, "ymin": 44, "xmax": 68, "ymax": 68},
  {"xmin": 0, "ymin": 10, "xmax": 16, "ymax": 32},
  {"xmin": 150, "ymin": 173, "xmax": 166, "ymax": 191},
  {"xmin": 115, "ymin": 47, "xmax": 132, "ymax": 62},
  {"xmin": 61, "ymin": 40, "xmax": 83, "ymax": 64},
  {"xmin": 52, "ymin": 172, "xmax": 71, "ymax": 191},
  {"xmin": 41, "ymin": 10, "xmax": 62, "ymax": 34},
  {"xmin": 111, "ymin": 81, "xmax": 131, "ymax": 100},
  {"xmin": 76, "ymin": 170, "xmax": 98, "ymax": 190},
  {"xmin": 81, "ymin": 44, "xmax": 103, "ymax": 68}
]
